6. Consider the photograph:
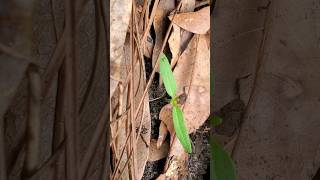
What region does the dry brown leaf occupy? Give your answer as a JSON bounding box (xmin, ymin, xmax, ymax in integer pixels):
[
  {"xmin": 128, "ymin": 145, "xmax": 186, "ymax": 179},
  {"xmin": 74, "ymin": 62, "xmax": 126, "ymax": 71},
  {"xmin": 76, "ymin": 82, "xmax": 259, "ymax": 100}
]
[
  {"xmin": 169, "ymin": 6, "xmax": 209, "ymax": 34},
  {"xmin": 111, "ymin": 37, "xmax": 151, "ymax": 180},
  {"xmin": 168, "ymin": 24, "xmax": 181, "ymax": 65},
  {"xmin": 174, "ymin": 35, "xmax": 210, "ymax": 133},
  {"xmin": 148, "ymin": 139, "xmax": 169, "ymax": 162},
  {"xmin": 152, "ymin": 0, "xmax": 175, "ymax": 69},
  {"xmin": 181, "ymin": 0, "xmax": 196, "ymax": 12},
  {"xmin": 168, "ymin": 0, "xmax": 195, "ymax": 66},
  {"xmin": 111, "ymin": 59, "xmax": 151, "ymax": 179},
  {"xmin": 110, "ymin": 0, "xmax": 132, "ymax": 100},
  {"xmin": 110, "ymin": 0, "xmax": 132, "ymax": 81}
]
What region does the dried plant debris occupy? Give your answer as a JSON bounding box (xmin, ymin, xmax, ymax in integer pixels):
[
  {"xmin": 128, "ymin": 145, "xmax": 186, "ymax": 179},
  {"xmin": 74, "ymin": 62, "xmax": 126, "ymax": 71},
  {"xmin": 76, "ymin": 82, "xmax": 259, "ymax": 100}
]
[
  {"xmin": 169, "ymin": 6, "xmax": 210, "ymax": 34},
  {"xmin": 152, "ymin": 0, "xmax": 175, "ymax": 69},
  {"xmin": 110, "ymin": 0, "xmax": 211, "ymax": 179}
]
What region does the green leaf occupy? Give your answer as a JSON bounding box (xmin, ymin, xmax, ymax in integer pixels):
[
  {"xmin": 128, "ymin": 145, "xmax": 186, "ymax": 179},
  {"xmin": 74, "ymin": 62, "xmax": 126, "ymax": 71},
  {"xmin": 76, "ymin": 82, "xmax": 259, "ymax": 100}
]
[
  {"xmin": 211, "ymin": 116, "xmax": 223, "ymax": 126},
  {"xmin": 210, "ymin": 138, "xmax": 237, "ymax": 180},
  {"xmin": 172, "ymin": 105, "xmax": 192, "ymax": 153},
  {"xmin": 159, "ymin": 53, "xmax": 176, "ymax": 97}
]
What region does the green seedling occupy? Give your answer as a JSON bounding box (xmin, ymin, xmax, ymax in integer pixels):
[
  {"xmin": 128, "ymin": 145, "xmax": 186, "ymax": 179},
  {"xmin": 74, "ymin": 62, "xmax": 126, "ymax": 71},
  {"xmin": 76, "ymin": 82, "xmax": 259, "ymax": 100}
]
[
  {"xmin": 210, "ymin": 137, "xmax": 236, "ymax": 180},
  {"xmin": 159, "ymin": 53, "xmax": 192, "ymax": 153},
  {"xmin": 210, "ymin": 116, "xmax": 237, "ymax": 180}
]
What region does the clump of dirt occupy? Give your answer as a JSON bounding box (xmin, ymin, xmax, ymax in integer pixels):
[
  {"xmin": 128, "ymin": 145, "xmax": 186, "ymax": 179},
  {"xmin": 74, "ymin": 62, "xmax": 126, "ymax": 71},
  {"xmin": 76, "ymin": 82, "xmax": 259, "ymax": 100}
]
[
  {"xmin": 188, "ymin": 122, "xmax": 211, "ymax": 179},
  {"xmin": 142, "ymin": 159, "xmax": 167, "ymax": 180}
]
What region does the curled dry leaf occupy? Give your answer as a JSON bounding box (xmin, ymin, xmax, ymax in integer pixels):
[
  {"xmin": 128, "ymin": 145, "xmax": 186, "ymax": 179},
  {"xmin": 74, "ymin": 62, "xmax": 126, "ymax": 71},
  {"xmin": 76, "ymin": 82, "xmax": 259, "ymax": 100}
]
[
  {"xmin": 169, "ymin": 6, "xmax": 210, "ymax": 34},
  {"xmin": 168, "ymin": 24, "xmax": 181, "ymax": 65},
  {"xmin": 168, "ymin": 0, "xmax": 195, "ymax": 66},
  {"xmin": 152, "ymin": 0, "xmax": 175, "ymax": 69},
  {"xmin": 110, "ymin": 0, "xmax": 132, "ymax": 82}
]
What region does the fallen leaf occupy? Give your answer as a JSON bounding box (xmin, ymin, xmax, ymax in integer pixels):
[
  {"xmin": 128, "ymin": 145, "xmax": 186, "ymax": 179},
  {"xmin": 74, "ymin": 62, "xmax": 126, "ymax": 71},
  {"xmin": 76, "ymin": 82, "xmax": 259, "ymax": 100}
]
[
  {"xmin": 110, "ymin": 0, "xmax": 132, "ymax": 81},
  {"xmin": 180, "ymin": 0, "xmax": 196, "ymax": 12},
  {"xmin": 168, "ymin": 0, "xmax": 195, "ymax": 66},
  {"xmin": 109, "ymin": 0, "xmax": 134, "ymax": 177},
  {"xmin": 174, "ymin": 34, "xmax": 210, "ymax": 132},
  {"xmin": 168, "ymin": 24, "xmax": 181, "ymax": 65},
  {"xmin": 148, "ymin": 139, "xmax": 169, "ymax": 162},
  {"xmin": 111, "ymin": 34, "xmax": 151, "ymax": 180},
  {"xmin": 169, "ymin": 6, "xmax": 210, "ymax": 34},
  {"xmin": 152, "ymin": 0, "xmax": 175, "ymax": 69}
]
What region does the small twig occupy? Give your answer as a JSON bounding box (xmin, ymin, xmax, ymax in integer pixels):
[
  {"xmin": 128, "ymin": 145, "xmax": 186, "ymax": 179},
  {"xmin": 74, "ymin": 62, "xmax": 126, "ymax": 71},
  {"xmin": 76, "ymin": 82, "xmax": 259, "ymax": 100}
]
[
  {"xmin": 64, "ymin": 0, "xmax": 80, "ymax": 179},
  {"xmin": 149, "ymin": 91, "xmax": 167, "ymax": 102},
  {"xmin": 0, "ymin": 112, "xmax": 7, "ymax": 180},
  {"xmin": 129, "ymin": 2, "xmax": 137, "ymax": 179},
  {"xmin": 218, "ymin": 27, "xmax": 264, "ymax": 48},
  {"xmin": 99, "ymin": 0, "xmax": 110, "ymax": 179}
]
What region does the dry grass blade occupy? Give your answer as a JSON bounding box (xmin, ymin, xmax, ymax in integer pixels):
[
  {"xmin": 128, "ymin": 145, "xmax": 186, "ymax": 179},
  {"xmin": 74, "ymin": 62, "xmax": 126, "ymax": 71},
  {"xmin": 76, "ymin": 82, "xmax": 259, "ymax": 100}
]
[{"xmin": 129, "ymin": 2, "xmax": 137, "ymax": 179}]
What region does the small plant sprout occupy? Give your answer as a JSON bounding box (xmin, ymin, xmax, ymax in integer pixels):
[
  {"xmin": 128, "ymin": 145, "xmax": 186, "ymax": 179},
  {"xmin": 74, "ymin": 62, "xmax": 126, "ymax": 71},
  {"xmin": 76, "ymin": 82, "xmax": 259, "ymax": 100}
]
[{"xmin": 159, "ymin": 53, "xmax": 192, "ymax": 153}]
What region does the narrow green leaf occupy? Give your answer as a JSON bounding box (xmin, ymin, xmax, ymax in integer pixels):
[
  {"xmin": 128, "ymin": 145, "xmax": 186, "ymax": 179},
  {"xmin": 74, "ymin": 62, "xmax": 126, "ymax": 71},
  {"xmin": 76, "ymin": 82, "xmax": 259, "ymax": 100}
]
[
  {"xmin": 211, "ymin": 116, "xmax": 223, "ymax": 126},
  {"xmin": 159, "ymin": 53, "xmax": 176, "ymax": 97},
  {"xmin": 172, "ymin": 105, "xmax": 192, "ymax": 153},
  {"xmin": 210, "ymin": 138, "xmax": 237, "ymax": 180}
]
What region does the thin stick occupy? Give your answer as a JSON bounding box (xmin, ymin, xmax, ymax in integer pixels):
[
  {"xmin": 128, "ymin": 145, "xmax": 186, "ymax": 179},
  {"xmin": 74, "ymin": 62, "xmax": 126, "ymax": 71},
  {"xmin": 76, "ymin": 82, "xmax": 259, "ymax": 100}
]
[
  {"xmin": 0, "ymin": 104, "xmax": 7, "ymax": 180},
  {"xmin": 64, "ymin": 0, "xmax": 80, "ymax": 179},
  {"xmin": 129, "ymin": 2, "xmax": 137, "ymax": 179},
  {"xmin": 22, "ymin": 66, "xmax": 41, "ymax": 180},
  {"xmin": 79, "ymin": 0, "xmax": 103, "ymax": 114},
  {"xmin": 50, "ymin": 1, "xmax": 66, "ymax": 179}
]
